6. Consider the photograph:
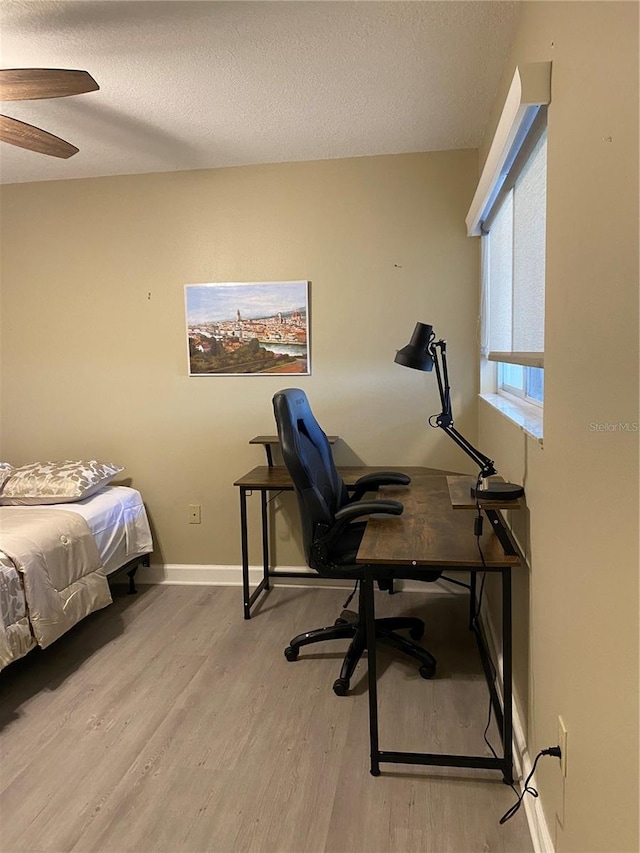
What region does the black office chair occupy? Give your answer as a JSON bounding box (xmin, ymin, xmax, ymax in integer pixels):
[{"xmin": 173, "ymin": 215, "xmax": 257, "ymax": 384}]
[{"xmin": 273, "ymin": 388, "xmax": 440, "ymax": 696}]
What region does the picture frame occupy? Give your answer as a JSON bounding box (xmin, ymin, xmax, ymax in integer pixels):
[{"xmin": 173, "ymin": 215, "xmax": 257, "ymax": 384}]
[{"xmin": 185, "ymin": 280, "xmax": 310, "ymax": 376}]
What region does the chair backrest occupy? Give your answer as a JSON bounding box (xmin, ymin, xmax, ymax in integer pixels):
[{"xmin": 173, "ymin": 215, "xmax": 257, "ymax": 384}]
[{"xmin": 273, "ymin": 388, "xmax": 349, "ymax": 565}]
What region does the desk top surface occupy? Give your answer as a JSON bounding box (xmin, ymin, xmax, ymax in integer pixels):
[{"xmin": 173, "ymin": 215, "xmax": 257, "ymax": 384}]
[{"xmin": 357, "ymin": 475, "xmax": 520, "ymax": 569}]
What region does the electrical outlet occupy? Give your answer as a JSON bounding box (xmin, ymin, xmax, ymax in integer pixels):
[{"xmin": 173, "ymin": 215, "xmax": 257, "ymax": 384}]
[
  {"xmin": 188, "ymin": 504, "xmax": 201, "ymax": 524},
  {"xmin": 558, "ymin": 715, "xmax": 568, "ymax": 777}
]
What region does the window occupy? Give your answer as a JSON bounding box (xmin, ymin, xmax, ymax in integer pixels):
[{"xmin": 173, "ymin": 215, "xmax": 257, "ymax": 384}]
[
  {"xmin": 484, "ymin": 124, "xmax": 547, "ymax": 397},
  {"xmin": 467, "ymin": 63, "xmax": 550, "ymax": 423},
  {"xmin": 498, "ymin": 363, "xmax": 544, "ymax": 406}
]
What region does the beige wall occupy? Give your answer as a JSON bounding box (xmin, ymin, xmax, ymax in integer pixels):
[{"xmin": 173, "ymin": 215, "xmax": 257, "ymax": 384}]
[
  {"xmin": 0, "ymin": 151, "xmax": 479, "ymax": 569},
  {"xmin": 478, "ymin": 3, "xmax": 639, "ymax": 851}
]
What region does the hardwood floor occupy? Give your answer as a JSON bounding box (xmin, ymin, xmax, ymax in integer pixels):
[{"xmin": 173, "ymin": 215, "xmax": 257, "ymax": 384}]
[{"xmin": 0, "ymin": 584, "xmax": 534, "ymax": 853}]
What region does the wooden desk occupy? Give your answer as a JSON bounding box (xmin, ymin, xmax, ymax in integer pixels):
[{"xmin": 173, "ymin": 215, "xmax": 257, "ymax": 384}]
[
  {"xmin": 233, "ymin": 465, "xmax": 445, "ymax": 619},
  {"xmin": 357, "ymin": 474, "xmax": 521, "ymax": 783}
]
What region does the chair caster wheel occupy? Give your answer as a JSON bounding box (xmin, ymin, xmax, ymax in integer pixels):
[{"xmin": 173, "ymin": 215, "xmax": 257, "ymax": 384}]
[
  {"xmin": 284, "ymin": 646, "xmax": 299, "ymax": 662},
  {"xmin": 332, "ymin": 678, "xmax": 349, "ymax": 696},
  {"xmin": 419, "ymin": 662, "xmax": 436, "ymax": 679},
  {"xmin": 334, "ymin": 618, "xmax": 349, "ymax": 626},
  {"xmin": 409, "ymin": 625, "xmax": 424, "ymax": 641}
]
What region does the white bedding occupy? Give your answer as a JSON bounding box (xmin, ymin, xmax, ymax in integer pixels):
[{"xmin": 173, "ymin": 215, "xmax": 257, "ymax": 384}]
[
  {"xmin": 43, "ymin": 486, "xmax": 153, "ymax": 575},
  {"xmin": 0, "ymin": 486, "xmax": 153, "ymax": 670}
]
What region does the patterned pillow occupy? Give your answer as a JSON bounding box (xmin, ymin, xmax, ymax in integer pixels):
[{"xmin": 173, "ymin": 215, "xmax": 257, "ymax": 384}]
[
  {"xmin": 0, "ymin": 463, "xmax": 13, "ymax": 491},
  {"xmin": 0, "ymin": 460, "xmax": 124, "ymax": 506}
]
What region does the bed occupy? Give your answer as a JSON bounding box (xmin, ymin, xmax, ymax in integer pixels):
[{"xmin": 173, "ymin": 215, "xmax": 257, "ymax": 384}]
[{"xmin": 0, "ymin": 464, "xmax": 153, "ymax": 672}]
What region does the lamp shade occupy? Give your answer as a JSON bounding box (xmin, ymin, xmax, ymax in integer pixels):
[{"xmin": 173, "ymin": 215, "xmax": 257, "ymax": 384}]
[{"xmin": 394, "ymin": 322, "xmax": 434, "ymax": 371}]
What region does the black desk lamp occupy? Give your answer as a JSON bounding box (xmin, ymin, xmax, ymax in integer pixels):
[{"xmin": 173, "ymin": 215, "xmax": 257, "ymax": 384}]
[{"xmin": 395, "ymin": 322, "xmax": 524, "ymax": 501}]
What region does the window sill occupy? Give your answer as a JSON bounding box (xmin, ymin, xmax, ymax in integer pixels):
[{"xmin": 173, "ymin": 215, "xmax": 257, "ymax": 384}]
[{"xmin": 479, "ymin": 393, "xmax": 543, "ymax": 442}]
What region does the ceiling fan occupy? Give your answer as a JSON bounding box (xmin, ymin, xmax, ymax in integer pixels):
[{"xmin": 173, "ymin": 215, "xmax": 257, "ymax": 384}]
[{"xmin": 0, "ymin": 68, "xmax": 99, "ymax": 159}]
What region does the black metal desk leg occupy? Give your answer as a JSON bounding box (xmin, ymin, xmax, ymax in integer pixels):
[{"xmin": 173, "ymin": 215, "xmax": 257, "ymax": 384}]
[
  {"xmin": 261, "ymin": 490, "xmax": 270, "ymax": 590},
  {"xmin": 502, "ymin": 567, "xmax": 514, "ymax": 784},
  {"xmin": 469, "ymin": 571, "xmax": 477, "ymax": 630},
  {"xmin": 240, "ymin": 487, "xmax": 251, "ymax": 620},
  {"xmin": 363, "ymin": 575, "xmax": 381, "ymax": 776}
]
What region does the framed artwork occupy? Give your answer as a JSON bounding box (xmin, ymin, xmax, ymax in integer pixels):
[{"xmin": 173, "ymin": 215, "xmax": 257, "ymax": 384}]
[{"xmin": 185, "ymin": 280, "xmax": 310, "ymax": 376}]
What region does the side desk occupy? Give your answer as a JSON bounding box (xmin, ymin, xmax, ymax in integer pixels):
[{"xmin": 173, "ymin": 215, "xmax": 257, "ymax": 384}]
[
  {"xmin": 357, "ymin": 474, "xmax": 522, "ymax": 784},
  {"xmin": 233, "ymin": 464, "xmax": 444, "ymax": 620}
]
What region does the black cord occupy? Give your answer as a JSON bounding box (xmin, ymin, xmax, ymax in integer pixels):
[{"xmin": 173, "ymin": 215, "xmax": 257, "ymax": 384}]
[
  {"xmin": 472, "ymin": 471, "xmax": 487, "ymax": 630},
  {"xmin": 499, "ymin": 747, "xmax": 562, "ymax": 824},
  {"xmin": 473, "ymin": 471, "xmax": 487, "ymax": 567},
  {"xmin": 471, "ymin": 574, "xmax": 487, "ymax": 634},
  {"xmin": 343, "ymin": 580, "xmax": 359, "ymax": 609},
  {"xmin": 481, "ymin": 699, "xmax": 522, "ymax": 806},
  {"xmin": 482, "ymin": 692, "xmax": 501, "ymax": 760}
]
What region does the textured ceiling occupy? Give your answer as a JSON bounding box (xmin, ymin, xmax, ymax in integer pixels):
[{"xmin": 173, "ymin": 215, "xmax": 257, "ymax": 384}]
[{"xmin": 0, "ymin": 0, "xmax": 519, "ymax": 185}]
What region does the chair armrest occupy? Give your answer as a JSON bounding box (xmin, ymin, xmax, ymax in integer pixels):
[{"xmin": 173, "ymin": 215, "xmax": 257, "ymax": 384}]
[
  {"xmin": 349, "ymin": 471, "xmax": 411, "ymax": 502},
  {"xmin": 334, "ymin": 499, "xmax": 404, "ymax": 523}
]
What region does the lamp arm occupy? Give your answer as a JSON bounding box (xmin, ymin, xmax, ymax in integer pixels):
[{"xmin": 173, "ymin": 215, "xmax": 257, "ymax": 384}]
[
  {"xmin": 430, "ymin": 339, "xmax": 451, "ymax": 418},
  {"xmin": 437, "ymin": 423, "xmax": 497, "ymax": 478},
  {"xmin": 429, "ymin": 338, "xmax": 497, "ymax": 479}
]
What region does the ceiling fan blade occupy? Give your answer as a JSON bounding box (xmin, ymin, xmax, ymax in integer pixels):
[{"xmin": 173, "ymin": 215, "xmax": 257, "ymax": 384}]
[
  {"xmin": 0, "ymin": 115, "xmax": 78, "ymax": 158},
  {"xmin": 0, "ymin": 69, "xmax": 99, "ymax": 101}
]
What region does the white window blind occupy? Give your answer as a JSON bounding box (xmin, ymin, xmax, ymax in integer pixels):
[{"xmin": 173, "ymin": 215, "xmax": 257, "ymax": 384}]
[
  {"xmin": 487, "ymin": 191, "xmax": 513, "ymax": 353},
  {"xmin": 486, "ymin": 130, "xmax": 547, "ymax": 368}
]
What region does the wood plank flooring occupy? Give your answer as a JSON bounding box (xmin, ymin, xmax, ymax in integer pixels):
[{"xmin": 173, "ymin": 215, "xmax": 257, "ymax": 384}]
[{"xmin": 0, "ymin": 584, "xmax": 534, "ymax": 853}]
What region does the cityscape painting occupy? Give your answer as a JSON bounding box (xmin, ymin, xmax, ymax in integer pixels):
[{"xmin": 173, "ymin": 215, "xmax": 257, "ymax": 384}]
[{"xmin": 185, "ymin": 281, "xmax": 310, "ymax": 376}]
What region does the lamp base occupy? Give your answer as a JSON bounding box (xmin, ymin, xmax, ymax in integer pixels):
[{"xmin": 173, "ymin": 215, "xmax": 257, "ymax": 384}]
[{"xmin": 471, "ymin": 481, "xmax": 524, "ymax": 501}]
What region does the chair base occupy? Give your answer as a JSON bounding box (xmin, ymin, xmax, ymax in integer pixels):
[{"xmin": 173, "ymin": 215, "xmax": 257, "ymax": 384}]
[{"xmin": 284, "ymin": 604, "xmax": 437, "ymax": 696}]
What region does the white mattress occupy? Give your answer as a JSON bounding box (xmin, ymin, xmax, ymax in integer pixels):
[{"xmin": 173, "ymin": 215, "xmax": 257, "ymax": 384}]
[{"xmin": 28, "ymin": 485, "xmax": 153, "ymax": 575}]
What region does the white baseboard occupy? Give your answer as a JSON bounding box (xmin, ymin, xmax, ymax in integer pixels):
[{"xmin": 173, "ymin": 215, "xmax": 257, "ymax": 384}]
[
  {"xmin": 135, "ymin": 563, "xmax": 467, "ymax": 595},
  {"xmin": 137, "ymin": 563, "xmax": 352, "ymax": 588},
  {"xmin": 481, "ymin": 607, "xmax": 555, "ymax": 853}
]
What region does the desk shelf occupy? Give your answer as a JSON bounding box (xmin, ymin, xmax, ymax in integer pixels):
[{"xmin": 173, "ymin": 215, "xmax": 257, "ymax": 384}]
[
  {"xmin": 250, "ymin": 434, "xmax": 339, "ymax": 467},
  {"xmin": 446, "ymin": 475, "xmax": 524, "ymax": 510}
]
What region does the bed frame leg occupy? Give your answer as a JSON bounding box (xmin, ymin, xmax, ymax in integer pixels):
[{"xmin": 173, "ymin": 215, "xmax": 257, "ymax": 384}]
[{"xmin": 127, "ymin": 566, "xmax": 138, "ymax": 594}]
